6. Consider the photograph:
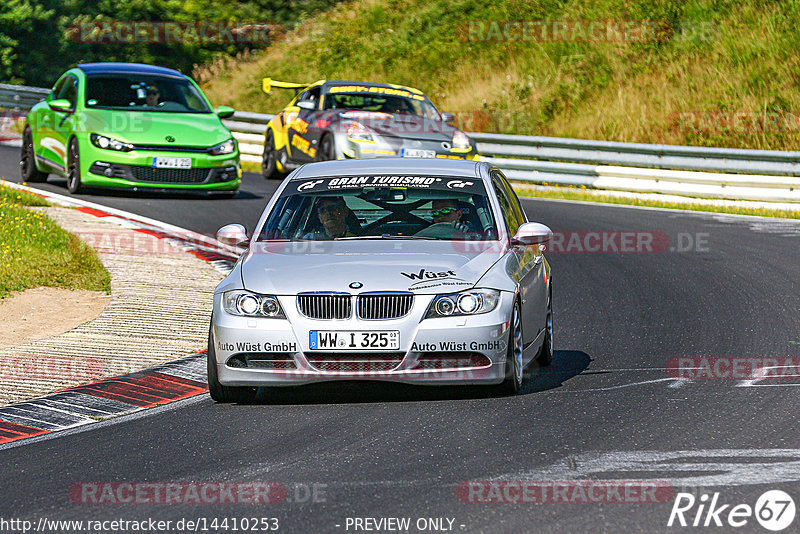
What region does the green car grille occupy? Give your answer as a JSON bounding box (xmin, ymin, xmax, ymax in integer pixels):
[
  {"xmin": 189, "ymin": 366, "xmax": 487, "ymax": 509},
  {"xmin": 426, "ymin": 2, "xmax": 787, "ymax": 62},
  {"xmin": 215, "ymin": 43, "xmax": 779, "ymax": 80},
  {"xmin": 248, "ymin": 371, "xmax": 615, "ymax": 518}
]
[{"xmin": 90, "ymin": 162, "xmax": 236, "ymax": 184}]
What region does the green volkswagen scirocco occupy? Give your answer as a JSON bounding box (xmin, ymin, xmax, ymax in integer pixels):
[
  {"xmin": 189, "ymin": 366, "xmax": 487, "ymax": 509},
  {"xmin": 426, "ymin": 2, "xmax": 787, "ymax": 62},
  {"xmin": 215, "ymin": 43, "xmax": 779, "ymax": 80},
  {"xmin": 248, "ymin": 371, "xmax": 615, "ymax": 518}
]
[{"xmin": 20, "ymin": 62, "xmax": 240, "ymax": 196}]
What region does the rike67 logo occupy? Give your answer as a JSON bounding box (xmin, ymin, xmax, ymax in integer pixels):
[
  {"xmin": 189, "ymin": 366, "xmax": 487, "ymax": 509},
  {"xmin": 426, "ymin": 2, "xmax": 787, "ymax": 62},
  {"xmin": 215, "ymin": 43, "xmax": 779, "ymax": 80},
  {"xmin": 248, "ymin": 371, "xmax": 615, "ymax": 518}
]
[{"xmin": 668, "ymin": 490, "xmax": 796, "ymax": 531}]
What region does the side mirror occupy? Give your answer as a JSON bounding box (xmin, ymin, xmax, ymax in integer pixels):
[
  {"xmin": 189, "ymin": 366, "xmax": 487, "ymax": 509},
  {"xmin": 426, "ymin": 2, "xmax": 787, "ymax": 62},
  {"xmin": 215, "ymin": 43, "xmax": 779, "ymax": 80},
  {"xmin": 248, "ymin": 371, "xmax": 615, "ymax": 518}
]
[
  {"xmin": 48, "ymin": 99, "xmax": 72, "ymax": 112},
  {"xmin": 513, "ymin": 222, "xmax": 553, "ymax": 246},
  {"xmin": 217, "ymin": 223, "xmax": 249, "ymax": 246},
  {"xmin": 296, "ymin": 100, "xmax": 315, "ymax": 111},
  {"xmin": 215, "ymin": 106, "xmax": 235, "ymax": 119},
  {"xmin": 441, "ymin": 112, "xmax": 455, "ymax": 123}
]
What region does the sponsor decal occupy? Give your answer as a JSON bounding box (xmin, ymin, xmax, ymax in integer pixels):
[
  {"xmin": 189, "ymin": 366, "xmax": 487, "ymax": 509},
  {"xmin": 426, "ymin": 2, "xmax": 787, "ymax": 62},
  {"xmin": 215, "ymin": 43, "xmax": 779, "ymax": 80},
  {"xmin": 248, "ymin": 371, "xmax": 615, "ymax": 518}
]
[
  {"xmin": 407, "ymin": 279, "xmax": 472, "ymax": 291},
  {"xmin": 217, "ymin": 341, "xmax": 298, "ymax": 353},
  {"xmin": 401, "ymin": 269, "xmax": 457, "ymax": 281},
  {"xmin": 285, "ymin": 176, "xmax": 485, "ymax": 195},
  {"xmin": 296, "ymin": 179, "xmax": 323, "ymax": 192},
  {"xmin": 327, "ymin": 85, "xmax": 426, "ymax": 101},
  {"xmin": 39, "ymin": 137, "xmax": 66, "ymax": 160},
  {"xmin": 411, "ymin": 340, "xmax": 507, "ymax": 353},
  {"xmin": 401, "ymin": 268, "xmax": 471, "ymax": 291},
  {"xmin": 290, "ymin": 134, "xmax": 317, "ymax": 158},
  {"xmin": 339, "ymin": 111, "xmax": 393, "ymax": 121},
  {"xmin": 289, "ymin": 117, "xmax": 309, "ymax": 134}
]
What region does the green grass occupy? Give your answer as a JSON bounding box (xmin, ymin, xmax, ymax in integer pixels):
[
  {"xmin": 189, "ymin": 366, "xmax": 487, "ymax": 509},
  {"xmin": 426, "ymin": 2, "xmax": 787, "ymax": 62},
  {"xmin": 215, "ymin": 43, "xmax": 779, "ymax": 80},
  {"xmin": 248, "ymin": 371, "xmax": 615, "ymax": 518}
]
[
  {"xmin": 515, "ymin": 184, "xmax": 800, "ymax": 219},
  {"xmin": 198, "ymin": 0, "xmax": 800, "ymax": 151},
  {"xmin": 0, "ymin": 185, "xmax": 111, "ymax": 298}
]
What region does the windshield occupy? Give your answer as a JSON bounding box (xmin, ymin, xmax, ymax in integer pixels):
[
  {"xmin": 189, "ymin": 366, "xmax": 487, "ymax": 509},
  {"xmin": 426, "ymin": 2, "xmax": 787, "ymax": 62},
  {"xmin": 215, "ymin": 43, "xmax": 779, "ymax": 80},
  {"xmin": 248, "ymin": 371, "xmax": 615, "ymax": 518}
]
[
  {"xmin": 259, "ymin": 176, "xmax": 498, "ymax": 242},
  {"xmin": 85, "ymin": 74, "xmax": 211, "ymax": 113},
  {"xmin": 324, "ymin": 91, "xmax": 440, "ymax": 119}
]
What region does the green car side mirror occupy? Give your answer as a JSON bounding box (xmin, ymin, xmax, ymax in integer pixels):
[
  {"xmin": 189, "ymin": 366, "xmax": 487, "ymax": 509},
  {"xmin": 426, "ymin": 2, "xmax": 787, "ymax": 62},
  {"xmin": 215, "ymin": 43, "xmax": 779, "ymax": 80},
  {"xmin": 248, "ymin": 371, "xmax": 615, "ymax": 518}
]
[
  {"xmin": 48, "ymin": 99, "xmax": 72, "ymax": 112},
  {"xmin": 215, "ymin": 106, "xmax": 235, "ymax": 119}
]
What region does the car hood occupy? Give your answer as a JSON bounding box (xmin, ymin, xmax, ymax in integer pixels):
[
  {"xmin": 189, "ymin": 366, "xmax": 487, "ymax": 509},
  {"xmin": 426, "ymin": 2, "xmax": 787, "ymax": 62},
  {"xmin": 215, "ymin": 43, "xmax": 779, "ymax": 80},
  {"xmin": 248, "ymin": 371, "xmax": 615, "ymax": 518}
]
[
  {"xmin": 240, "ymin": 241, "xmax": 506, "ymax": 295},
  {"xmin": 333, "ymin": 110, "xmax": 459, "ymax": 142},
  {"xmin": 78, "ymin": 109, "xmax": 231, "ymax": 146}
]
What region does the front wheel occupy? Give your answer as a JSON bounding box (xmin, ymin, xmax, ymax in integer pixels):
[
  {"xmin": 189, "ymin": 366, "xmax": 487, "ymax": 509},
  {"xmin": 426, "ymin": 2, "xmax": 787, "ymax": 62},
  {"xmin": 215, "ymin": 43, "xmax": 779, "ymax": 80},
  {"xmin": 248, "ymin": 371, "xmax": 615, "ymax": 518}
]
[
  {"xmin": 207, "ymin": 328, "xmax": 257, "ymax": 403},
  {"xmin": 496, "ymin": 302, "xmax": 524, "ymax": 395},
  {"xmin": 535, "ymin": 287, "xmax": 553, "ymax": 367},
  {"xmin": 20, "ymin": 128, "xmax": 48, "ymax": 182},
  {"xmin": 316, "ymin": 134, "xmax": 335, "ymax": 161},
  {"xmin": 261, "ymin": 130, "xmax": 285, "ymax": 180},
  {"xmin": 66, "ymin": 138, "xmax": 83, "ymax": 194}
]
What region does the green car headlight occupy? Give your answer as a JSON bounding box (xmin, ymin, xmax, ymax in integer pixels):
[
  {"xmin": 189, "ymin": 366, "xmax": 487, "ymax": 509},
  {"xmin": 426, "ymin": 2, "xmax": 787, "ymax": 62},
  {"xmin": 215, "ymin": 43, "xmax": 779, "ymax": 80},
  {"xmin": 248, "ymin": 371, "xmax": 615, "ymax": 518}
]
[
  {"xmin": 209, "ymin": 138, "xmax": 236, "ymax": 155},
  {"xmin": 425, "ymin": 289, "xmax": 500, "ymax": 318},
  {"xmin": 90, "ymin": 133, "xmax": 134, "ymax": 152},
  {"xmin": 223, "ymin": 290, "xmax": 285, "ymax": 318}
]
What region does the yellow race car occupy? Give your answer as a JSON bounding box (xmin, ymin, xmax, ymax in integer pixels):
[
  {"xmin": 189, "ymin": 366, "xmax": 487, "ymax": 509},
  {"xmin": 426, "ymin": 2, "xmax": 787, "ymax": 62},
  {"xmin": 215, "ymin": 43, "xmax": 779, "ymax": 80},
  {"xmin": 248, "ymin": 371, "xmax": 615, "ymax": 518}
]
[{"xmin": 260, "ymin": 78, "xmax": 479, "ymax": 179}]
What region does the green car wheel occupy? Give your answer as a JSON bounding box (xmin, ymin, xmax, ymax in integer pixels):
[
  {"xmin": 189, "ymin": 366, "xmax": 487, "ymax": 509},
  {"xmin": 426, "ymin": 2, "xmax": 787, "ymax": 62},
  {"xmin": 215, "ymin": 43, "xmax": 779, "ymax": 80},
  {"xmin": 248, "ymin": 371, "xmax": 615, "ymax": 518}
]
[
  {"xmin": 20, "ymin": 128, "xmax": 48, "ymax": 182},
  {"xmin": 66, "ymin": 139, "xmax": 83, "ymax": 194}
]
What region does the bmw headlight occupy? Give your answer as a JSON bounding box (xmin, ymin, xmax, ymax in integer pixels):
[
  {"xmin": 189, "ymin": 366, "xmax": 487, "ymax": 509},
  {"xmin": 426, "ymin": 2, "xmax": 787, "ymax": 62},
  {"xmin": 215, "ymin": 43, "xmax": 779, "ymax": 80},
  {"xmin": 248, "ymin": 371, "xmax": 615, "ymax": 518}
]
[
  {"xmin": 209, "ymin": 138, "xmax": 236, "ymax": 155},
  {"xmin": 452, "ymin": 130, "xmax": 471, "ymax": 150},
  {"xmin": 223, "ymin": 290, "xmax": 285, "ymax": 318},
  {"xmin": 90, "ymin": 133, "xmax": 133, "ymax": 152},
  {"xmin": 425, "ymin": 289, "xmax": 500, "ymax": 318},
  {"xmin": 343, "ymin": 120, "xmax": 378, "ymax": 143}
]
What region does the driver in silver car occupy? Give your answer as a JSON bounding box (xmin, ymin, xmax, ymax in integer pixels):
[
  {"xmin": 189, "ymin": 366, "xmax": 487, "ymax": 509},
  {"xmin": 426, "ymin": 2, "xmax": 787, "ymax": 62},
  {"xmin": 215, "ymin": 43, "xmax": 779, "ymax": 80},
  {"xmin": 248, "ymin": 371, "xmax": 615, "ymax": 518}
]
[
  {"xmin": 307, "ymin": 196, "xmax": 362, "ymax": 239},
  {"xmin": 432, "ymin": 199, "xmax": 470, "ymax": 233}
]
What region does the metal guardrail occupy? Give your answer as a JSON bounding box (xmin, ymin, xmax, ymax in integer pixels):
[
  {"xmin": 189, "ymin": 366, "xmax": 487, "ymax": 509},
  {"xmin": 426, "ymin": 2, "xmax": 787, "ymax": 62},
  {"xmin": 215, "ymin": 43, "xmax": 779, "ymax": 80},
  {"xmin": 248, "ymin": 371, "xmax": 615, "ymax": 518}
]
[
  {"xmin": 4, "ymin": 83, "xmax": 800, "ymax": 202},
  {"xmin": 0, "ymin": 83, "xmax": 49, "ymax": 111}
]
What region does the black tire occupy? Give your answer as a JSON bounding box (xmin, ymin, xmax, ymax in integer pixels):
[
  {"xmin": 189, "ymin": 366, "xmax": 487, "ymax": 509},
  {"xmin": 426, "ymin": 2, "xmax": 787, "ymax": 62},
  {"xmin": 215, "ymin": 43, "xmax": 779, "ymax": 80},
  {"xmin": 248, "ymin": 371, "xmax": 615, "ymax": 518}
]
[
  {"xmin": 66, "ymin": 138, "xmax": 83, "ymax": 194},
  {"xmin": 207, "ymin": 328, "xmax": 257, "ymax": 403},
  {"xmin": 316, "ymin": 133, "xmax": 335, "ymax": 161},
  {"xmin": 20, "ymin": 128, "xmax": 48, "ymax": 182},
  {"xmin": 261, "ymin": 129, "xmax": 285, "ymax": 180},
  {"xmin": 496, "ymin": 302, "xmax": 524, "ymax": 395},
  {"xmin": 535, "ymin": 286, "xmax": 553, "ymax": 367}
]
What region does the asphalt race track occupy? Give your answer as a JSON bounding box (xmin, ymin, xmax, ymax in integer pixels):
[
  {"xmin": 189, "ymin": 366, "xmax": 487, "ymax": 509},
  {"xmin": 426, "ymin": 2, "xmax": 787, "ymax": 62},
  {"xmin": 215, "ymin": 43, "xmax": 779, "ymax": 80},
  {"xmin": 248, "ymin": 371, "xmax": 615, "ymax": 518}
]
[{"xmin": 2, "ymin": 143, "xmax": 800, "ymax": 532}]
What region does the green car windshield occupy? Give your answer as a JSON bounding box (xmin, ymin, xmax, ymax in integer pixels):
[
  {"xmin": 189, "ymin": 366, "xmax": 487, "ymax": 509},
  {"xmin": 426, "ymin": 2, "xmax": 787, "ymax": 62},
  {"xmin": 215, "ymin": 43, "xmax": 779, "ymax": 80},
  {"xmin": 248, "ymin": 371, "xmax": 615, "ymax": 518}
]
[{"xmin": 85, "ymin": 74, "xmax": 211, "ymax": 113}]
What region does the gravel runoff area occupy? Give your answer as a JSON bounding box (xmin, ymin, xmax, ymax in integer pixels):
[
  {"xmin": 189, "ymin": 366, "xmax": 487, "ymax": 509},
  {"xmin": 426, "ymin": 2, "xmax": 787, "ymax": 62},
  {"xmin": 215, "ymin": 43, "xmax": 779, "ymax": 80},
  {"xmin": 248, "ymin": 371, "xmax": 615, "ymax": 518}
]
[{"xmin": 0, "ymin": 207, "xmax": 224, "ymax": 405}]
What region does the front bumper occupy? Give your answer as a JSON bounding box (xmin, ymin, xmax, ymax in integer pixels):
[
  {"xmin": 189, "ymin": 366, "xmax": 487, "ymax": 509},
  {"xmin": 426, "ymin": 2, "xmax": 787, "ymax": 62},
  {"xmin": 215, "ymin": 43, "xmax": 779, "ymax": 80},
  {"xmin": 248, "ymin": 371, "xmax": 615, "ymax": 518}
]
[
  {"xmin": 336, "ymin": 135, "xmax": 479, "ymax": 162},
  {"xmin": 80, "ymin": 141, "xmax": 241, "ymax": 191},
  {"xmin": 211, "ymin": 292, "xmax": 514, "ymax": 386}
]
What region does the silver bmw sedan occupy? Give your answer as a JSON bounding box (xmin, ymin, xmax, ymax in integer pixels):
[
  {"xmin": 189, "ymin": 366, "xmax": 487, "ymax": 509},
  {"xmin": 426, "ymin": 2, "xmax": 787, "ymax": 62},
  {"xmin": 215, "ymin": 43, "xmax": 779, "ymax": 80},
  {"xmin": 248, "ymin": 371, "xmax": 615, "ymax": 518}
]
[{"xmin": 209, "ymin": 158, "xmax": 553, "ymax": 402}]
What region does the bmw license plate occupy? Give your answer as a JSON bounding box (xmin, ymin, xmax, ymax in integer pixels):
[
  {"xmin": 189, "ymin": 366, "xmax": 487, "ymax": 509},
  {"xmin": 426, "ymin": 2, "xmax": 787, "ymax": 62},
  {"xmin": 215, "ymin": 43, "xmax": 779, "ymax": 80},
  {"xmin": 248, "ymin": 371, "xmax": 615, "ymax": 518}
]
[
  {"xmin": 153, "ymin": 157, "xmax": 192, "ymax": 169},
  {"xmin": 400, "ymin": 148, "xmax": 436, "ymax": 158},
  {"xmin": 309, "ymin": 331, "xmax": 400, "ymax": 350}
]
